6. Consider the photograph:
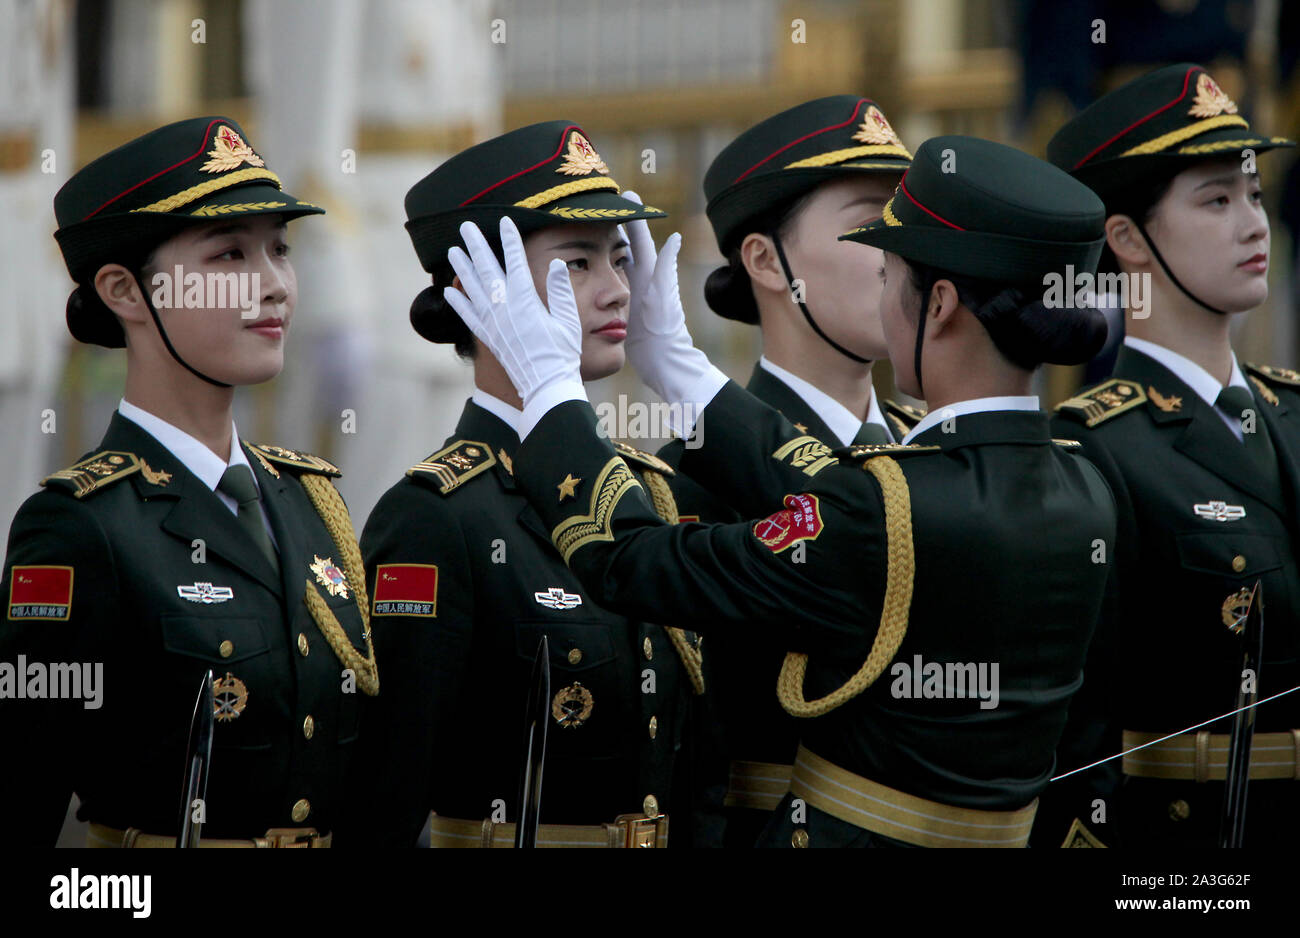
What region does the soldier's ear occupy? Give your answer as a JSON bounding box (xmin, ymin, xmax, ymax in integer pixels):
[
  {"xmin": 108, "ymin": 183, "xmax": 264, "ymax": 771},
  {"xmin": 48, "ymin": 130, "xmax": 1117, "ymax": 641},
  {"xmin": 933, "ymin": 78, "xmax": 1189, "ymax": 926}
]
[
  {"xmin": 93, "ymin": 263, "xmax": 150, "ymax": 325},
  {"xmin": 739, "ymin": 232, "xmax": 788, "ymax": 295},
  {"xmin": 1104, "ymin": 214, "xmax": 1151, "ymax": 270}
]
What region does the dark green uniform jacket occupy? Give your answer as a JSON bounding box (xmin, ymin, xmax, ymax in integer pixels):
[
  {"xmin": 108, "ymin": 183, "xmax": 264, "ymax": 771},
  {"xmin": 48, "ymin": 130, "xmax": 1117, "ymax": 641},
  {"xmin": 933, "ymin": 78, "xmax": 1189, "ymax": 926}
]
[
  {"xmin": 1045, "ymin": 345, "xmax": 1300, "ymax": 847},
  {"xmin": 0, "ymin": 412, "xmax": 369, "ymax": 845},
  {"xmin": 658, "ymin": 362, "xmax": 922, "ymax": 845},
  {"xmin": 513, "ymin": 381, "xmax": 1116, "ymax": 846},
  {"xmin": 349, "ymin": 400, "xmax": 695, "ymax": 846}
]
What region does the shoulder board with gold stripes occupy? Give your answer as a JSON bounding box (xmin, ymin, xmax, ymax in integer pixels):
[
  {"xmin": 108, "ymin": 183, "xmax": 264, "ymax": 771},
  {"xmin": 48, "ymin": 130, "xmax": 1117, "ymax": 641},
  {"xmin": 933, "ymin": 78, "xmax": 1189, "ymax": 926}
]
[
  {"xmin": 41, "ymin": 451, "xmax": 142, "ymax": 498},
  {"xmin": 1053, "ymin": 379, "xmax": 1146, "ymax": 427},
  {"xmin": 246, "ymin": 443, "xmax": 341, "ymax": 478},
  {"xmin": 838, "ymin": 442, "xmax": 941, "ymax": 461},
  {"xmin": 612, "ymin": 440, "xmax": 675, "ymax": 477},
  {"xmin": 1244, "ymin": 362, "xmax": 1300, "ymax": 387},
  {"xmin": 883, "ymin": 398, "xmax": 926, "ymax": 425},
  {"xmin": 1052, "ymin": 439, "xmax": 1083, "ymax": 451},
  {"xmin": 406, "ymin": 440, "xmax": 496, "ymax": 495}
]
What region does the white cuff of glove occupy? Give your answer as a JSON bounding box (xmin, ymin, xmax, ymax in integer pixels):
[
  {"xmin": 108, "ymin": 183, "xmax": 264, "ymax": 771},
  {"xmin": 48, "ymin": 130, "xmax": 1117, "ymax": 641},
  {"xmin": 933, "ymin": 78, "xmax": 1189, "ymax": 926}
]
[
  {"xmin": 668, "ymin": 364, "xmax": 729, "ymax": 440},
  {"xmin": 519, "ymin": 378, "xmax": 590, "ymax": 442}
]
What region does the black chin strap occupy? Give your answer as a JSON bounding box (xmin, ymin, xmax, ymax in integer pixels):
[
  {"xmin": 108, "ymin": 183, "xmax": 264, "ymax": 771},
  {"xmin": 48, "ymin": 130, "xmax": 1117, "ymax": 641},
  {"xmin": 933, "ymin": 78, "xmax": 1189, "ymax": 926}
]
[
  {"xmin": 135, "ymin": 273, "xmax": 233, "ymax": 388},
  {"xmin": 912, "ymin": 290, "xmax": 927, "ymax": 400},
  {"xmin": 771, "ymin": 234, "xmax": 872, "ymax": 364},
  {"xmin": 1132, "ymin": 218, "xmax": 1231, "ymax": 317}
]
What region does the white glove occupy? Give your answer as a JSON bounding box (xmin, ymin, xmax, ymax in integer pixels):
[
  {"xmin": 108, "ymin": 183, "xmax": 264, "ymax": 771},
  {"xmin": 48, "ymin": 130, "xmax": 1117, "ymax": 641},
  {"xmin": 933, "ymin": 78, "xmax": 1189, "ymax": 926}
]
[
  {"xmin": 443, "ymin": 216, "xmax": 588, "ymax": 438},
  {"xmin": 621, "ymin": 191, "xmax": 727, "ymax": 438}
]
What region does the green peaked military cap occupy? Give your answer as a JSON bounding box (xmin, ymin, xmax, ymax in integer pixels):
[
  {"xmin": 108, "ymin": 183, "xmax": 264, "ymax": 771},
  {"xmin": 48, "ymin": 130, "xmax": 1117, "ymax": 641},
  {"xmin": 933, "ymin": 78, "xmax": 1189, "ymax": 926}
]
[
  {"xmin": 404, "ymin": 120, "xmax": 666, "ymax": 274},
  {"xmin": 1046, "ymin": 63, "xmax": 1295, "ymax": 204},
  {"xmin": 841, "ymin": 135, "xmax": 1106, "ymax": 283},
  {"xmin": 704, "ymin": 95, "xmax": 912, "ymax": 257},
  {"xmin": 53, "ymin": 116, "xmax": 324, "ymax": 348}
]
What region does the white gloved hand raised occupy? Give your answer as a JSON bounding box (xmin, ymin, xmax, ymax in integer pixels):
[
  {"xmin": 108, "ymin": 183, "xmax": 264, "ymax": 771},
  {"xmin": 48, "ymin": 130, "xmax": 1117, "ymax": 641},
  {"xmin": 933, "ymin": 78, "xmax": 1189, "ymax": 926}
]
[
  {"xmin": 621, "ymin": 191, "xmax": 728, "ymax": 438},
  {"xmin": 443, "ymin": 216, "xmax": 588, "ymax": 438}
]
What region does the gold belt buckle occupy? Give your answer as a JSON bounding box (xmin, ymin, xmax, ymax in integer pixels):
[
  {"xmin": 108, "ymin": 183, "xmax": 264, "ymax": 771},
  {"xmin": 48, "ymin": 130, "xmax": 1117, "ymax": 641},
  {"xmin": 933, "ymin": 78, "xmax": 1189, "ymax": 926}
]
[
  {"xmin": 259, "ymin": 827, "xmax": 324, "ymax": 848},
  {"xmin": 613, "ymin": 813, "xmax": 663, "ymax": 848}
]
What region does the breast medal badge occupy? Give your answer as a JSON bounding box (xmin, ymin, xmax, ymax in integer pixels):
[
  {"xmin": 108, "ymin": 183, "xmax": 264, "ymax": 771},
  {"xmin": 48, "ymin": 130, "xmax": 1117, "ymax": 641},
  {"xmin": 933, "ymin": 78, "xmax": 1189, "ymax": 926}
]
[
  {"xmin": 534, "ymin": 587, "xmax": 583, "ymax": 610},
  {"xmin": 201, "ymin": 125, "xmax": 267, "ymax": 173},
  {"xmin": 212, "ymin": 672, "xmax": 249, "ymax": 721},
  {"xmin": 1221, "ymin": 587, "xmax": 1253, "ymax": 634},
  {"xmin": 177, "ymin": 582, "xmax": 234, "ymax": 604},
  {"xmin": 309, "ymin": 555, "xmax": 349, "ymax": 599},
  {"xmin": 556, "ymin": 132, "xmax": 609, "ymax": 176},
  {"xmin": 552, "ymin": 682, "xmax": 594, "ymax": 729},
  {"xmin": 1193, "ymin": 500, "xmax": 1246, "ymax": 522}
]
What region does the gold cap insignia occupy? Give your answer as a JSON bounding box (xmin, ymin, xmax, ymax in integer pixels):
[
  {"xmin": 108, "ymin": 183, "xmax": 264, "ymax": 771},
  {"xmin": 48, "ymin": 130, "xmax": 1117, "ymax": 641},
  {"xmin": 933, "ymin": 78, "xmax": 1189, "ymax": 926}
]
[
  {"xmin": 852, "ymin": 105, "xmax": 904, "ymax": 147},
  {"xmin": 552, "ymin": 682, "xmax": 594, "ymax": 728},
  {"xmin": 201, "ymin": 125, "xmax": 267, "ymax": 174},
  {"xmin": 556, "ymin": 131, "xmax": 609, "ymax": 177},
  {"xmin": 213, "ymin": 672, "xmax": 249, "ymax": 721},
  {"xmin": 1188, "ymin": 73, "xmax": 1238, "ymax": 119},
  {"xmin": 310, "ymin": 554, "xmax": 350, "ymax": 599}
]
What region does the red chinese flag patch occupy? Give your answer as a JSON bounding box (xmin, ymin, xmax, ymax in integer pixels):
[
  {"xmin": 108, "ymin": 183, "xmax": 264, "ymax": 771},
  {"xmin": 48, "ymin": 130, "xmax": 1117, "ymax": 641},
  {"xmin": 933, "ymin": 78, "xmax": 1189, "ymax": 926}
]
[
  {"xmin": 752, "ymin": 494, "xmax": 824, "ymax": 554},
  {"xmin": 372, "ymin": 563, "xmax": 438, "ymax": 617},
  {"xmin": 7, "ymin": 565, "xmax": 74, "ymax": 621}
]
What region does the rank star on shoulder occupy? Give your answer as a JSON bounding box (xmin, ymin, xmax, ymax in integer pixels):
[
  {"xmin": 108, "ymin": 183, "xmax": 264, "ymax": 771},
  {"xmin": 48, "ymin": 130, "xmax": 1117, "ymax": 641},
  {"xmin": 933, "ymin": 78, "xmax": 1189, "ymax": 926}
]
[{"xmin": 557, "ymin": 473, "xmax": 582, "ymax": 502}]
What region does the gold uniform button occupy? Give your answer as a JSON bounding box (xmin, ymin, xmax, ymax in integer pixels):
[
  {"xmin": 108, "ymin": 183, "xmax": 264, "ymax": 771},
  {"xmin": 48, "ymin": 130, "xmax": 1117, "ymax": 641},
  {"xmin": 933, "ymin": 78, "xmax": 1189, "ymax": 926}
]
[
  {"xmin": 567, "ymin": 648, "xmax": 583, "ymax": 665},
  {"xmin": 1231, "ymin": 555, "xmax": 1247, "ymax": 573},
  {"xmin": 648, "ymin": 716, "xmax": 658, "ymax": 739},
  {"xmin": 218, "ymin": 640, "xmax": 234, "ymax": 659},
  {"xmin": 303, "ymin": 715, "xmax": 315, "ymax": 739},
  {"xmin": 643, "ymin": 794, "xmax": 659, "ymax": 816},
  {"xmin": 291, "ymin": 799, "xmax": 311, "ymax": 823},
  {"xmin": 642, "ymin": 637, "xmax": 653, "ymax": 660},
  {"xmin": 1168, "ymin": 799, "xmax": 1191, "ymax": 822},
  {"xmin": 792, "ymin": 829, "xmax": 809, "ymax": 848},
  {"xmin": 297, "ymin": 633, "xmax": 309, "ymax": 656}
]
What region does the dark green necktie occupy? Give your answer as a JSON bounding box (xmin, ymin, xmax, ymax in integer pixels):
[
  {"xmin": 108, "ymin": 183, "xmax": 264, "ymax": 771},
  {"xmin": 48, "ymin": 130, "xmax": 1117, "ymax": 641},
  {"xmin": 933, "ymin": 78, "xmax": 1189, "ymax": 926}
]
[
  {"xmin": 1216, "ymin": 385, "xmax": 1282, "ymax": 494},
  {"xmin": 217, "ymin": 465, "xmax": 280, "ymax": 576},
  {"xmin": 852, "ymin": 421, "xmax": 892, "ymax": 445}
]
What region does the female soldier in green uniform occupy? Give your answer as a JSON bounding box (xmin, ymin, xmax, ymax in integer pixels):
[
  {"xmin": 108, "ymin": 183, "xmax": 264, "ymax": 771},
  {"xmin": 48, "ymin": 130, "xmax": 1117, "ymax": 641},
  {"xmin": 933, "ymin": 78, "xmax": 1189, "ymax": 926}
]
[
  {"xmin": 0, "ymin": 117, "xmax": 375, "ymax": 847},
  {"xmin": 350, "ymin": 121, "xmax": 703, "ymax": 848},
  {"xmin": 1042, "ymin": 63, "xmax": 1299, "ymax": 847},
  {"xmin": 655, "ymin": 95, "xmax": 917, "ymax": 844},
  {"xmin": 444, "ymin": 134, "xmax": 1118, "ymax": 847}
]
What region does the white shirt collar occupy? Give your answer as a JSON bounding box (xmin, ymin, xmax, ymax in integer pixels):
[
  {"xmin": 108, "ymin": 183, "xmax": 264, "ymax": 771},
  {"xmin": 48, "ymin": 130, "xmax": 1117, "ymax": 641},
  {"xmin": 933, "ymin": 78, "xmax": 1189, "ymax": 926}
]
[
  {"xmin": 117, "ymin": 398, "xmax": 253, "ymax": 494},
  {"xmin": 902, "ymin": 396, "xmax": 1041, "ymax": 444},
  {"xmin": 759, "ymin": 356, "xmax": 889, "ymax": 447},
  {"xmin": 471, "ymin": 388, "xmax": 523, "ymax": 436},
  {"xmin": 1123, "ymin": 336, "xmax": 1249, "ymax": 410}
]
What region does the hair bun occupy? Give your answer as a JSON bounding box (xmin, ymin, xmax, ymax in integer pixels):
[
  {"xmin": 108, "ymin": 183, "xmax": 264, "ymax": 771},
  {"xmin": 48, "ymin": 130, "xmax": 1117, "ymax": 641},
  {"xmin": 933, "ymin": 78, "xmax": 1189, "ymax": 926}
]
[
  {"xmin": 974, "ymin": 288, "xmax": 1108, "ymax": 368},
  {"xmin": 410, "ymin": 284, "xmax": 466, "ymax": 344},
  {"xmin": 704, "ymin": 261, "xmax": 760, "ymax": 324}
]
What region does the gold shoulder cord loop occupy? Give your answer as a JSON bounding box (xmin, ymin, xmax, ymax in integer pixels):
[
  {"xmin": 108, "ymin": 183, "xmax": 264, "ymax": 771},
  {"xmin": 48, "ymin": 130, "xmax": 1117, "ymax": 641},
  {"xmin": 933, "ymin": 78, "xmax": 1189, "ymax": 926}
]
[
  {"xmin": 299, "ymin": 474, "xmax": 379, "ymax": 696},
  {"xmin": 777, "ymin": 456, "xmax": 914, "ymax": 717},
  {"xmin": 641, "ymin": 469, "xmax": 706, "ymax": 695}
]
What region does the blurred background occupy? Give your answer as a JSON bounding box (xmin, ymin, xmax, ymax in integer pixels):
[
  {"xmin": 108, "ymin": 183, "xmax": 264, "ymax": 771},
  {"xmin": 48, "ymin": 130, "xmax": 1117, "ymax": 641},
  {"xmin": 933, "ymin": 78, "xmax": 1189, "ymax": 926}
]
[{"xmin": 2, "ymin": 0, "xmax": 1298, "ymax": 533}]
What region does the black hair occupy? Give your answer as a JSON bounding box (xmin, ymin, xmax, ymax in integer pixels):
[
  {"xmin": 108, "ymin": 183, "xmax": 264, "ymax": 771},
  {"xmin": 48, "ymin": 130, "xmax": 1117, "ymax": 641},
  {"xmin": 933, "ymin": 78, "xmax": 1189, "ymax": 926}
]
[
  {"xmin": 902, "ymin": 259, "xmax": 1108, "ymax": 369},
  {"xmin": 1095, "ymin": 173, "xmax": 1176, "ymax": 276},
  {"xmin": 409, "ymin": 234, "xmax": 510, "ymax": 359},
  {"xmin": 703, "ymin": 190, "xmax": 816, "ymax": 320}
]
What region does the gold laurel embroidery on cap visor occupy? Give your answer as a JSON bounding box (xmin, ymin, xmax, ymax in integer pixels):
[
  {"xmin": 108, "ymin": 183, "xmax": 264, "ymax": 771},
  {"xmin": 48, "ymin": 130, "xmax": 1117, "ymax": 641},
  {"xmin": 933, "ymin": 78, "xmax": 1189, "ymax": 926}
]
[
  {"xmin": 129, "ymin": 167, "xmax": 282, "ymax": 214},
  {"xmin": 548, "ymin": 206, "xmax": 641, "ymax": 220},
  {"xmin": 201, "ymin": 126, "xmax": 267, "ymax": 173},
  {"xmin": 1117, "ymin": 114, "xmax": 1248, "ymax": 158},
  {"xmin": 853, "ymin": 105, "xmax": 906, "ymax": 147},
  {"xmin": 881, "ymin": 197, "xmax": 902, "ymax": 227},
  {"xmin": 784, "ymin": 144, "xmax": 912, "ymax": 169},
  {"xmin": 1189, "ymin": 73, "xmax": 1238, "ymax": 118},
  {"xmin": 556, "ymin": 131, "xmax": 609, "ymax": 176},
  {"xmin": 192, "ymin": 201, "xmax": 286, "ymax": 216},
  {"xmin": 551, "ymin": 458, "xmax": 641, "ymax": 564},
  {"xmin": 772, "ymin": 435, "xmax": 837, "ymax": 476},
  {"xmin": 514, "ymin": 176, "xmax": 621, "ymax": 209},
  {"xmin": 1178, "ymin": 136, "xmax": 1289, "ymax": 156}
]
